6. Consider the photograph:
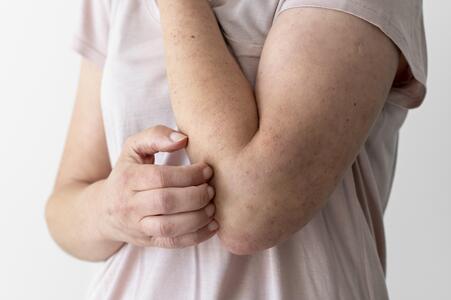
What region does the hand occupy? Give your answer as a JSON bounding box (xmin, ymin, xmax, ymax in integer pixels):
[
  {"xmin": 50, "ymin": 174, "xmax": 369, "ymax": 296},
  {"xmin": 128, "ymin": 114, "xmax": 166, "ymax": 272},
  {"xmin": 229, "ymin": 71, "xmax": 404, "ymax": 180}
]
[{"xmin": 96, "ymin": 125, "xmax": 218, "ymax": 249}]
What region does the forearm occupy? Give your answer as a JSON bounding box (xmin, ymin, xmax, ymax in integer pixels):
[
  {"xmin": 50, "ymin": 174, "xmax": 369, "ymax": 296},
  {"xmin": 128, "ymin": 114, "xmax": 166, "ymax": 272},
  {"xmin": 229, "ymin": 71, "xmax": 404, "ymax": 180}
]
[
  {"xmin": 158, "ymin": 4, "xmax": 400, "ymax": 255},
  {"xmin": 45, "ymin": 180, "xmax": 124, "ymax": 262},
  {"xmin": 159, "ymin": 0, "xmax": 269, "ymax": 254},
  {"xmin": 159, "ymin": 0, "xmax": 258, "ymax": 163}
]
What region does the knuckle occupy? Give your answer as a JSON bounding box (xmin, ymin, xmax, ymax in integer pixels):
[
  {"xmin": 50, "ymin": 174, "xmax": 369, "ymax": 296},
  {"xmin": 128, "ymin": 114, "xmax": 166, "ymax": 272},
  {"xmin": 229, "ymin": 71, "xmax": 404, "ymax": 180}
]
[
  {"xmin": 164, "ymin": 237, "xmax": 178, "ymax": 249},
  {"xmin": 145, "ymin": 125, "xmax": 165, "ymax": 141},
  {"xmin": 158, "ymin": 220, "xmax": 175, "ymax": 237},
  {"xmin": 152, "ymin": 237, "xmax": 178, "ymax": 249},
  {"xmin": 153, "ymin": 168, "xmax": 167, "ymax": 187},
  {"xmin": 124, "ymin": 135, "xmax": 136, "ymax": 149},
  {"xmin": 155, "ymin": 190, "xmax": 173, "ymax": 213},
  {"xmin": 152, "ymin": 124, "xmax": 166, "ymax": 132}
]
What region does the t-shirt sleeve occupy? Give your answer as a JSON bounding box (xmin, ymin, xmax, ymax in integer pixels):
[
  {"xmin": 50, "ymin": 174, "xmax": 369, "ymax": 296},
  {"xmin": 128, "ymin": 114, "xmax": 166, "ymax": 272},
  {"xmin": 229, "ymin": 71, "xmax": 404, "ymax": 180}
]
[
  {"xmin": 275, "ymin": 0, "xmax": 428, "ymax": 109},
  {"xmin": 72, "ymin": 0, "xmax": 111, "ymax": 68}
]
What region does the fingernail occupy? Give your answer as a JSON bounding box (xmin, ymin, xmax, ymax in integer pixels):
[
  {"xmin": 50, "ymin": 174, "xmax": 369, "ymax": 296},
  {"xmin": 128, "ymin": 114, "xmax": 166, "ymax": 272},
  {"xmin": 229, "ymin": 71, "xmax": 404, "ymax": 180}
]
[
  {"xmin": 169, "ymin": 132, "xmax": 187, "ymax": 142},
  {"xmin": 205, "ymin": 204, "xmax": 215, "ymax": 217},
  {"xmin": 203, "ymin": 166, "xmax": 213, "ymax": 179},
  {"xmin": 208, "ymin": 220, "xmax": 219, "ymax": 231},
  {"xmin": 207, "ymin": 185, "xmax": 215, "ymax": 200}
]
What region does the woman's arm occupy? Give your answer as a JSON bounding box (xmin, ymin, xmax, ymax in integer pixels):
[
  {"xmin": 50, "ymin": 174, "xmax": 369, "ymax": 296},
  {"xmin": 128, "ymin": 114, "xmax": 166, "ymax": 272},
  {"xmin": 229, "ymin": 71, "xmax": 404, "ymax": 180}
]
[
  {"xmin": 45, "ymin": 59, "xmax": 218, "ymax": 262},
  {"xmin": 159, "ymin": 0, "xmax": 258, "ymax": 162},
  {"xmin": 45, "ymin": 59, "xmax": 122, "ymax": 261},
  {"xmin": 159, "ymin": 2, "xmax": 400, "ymax": 254}
]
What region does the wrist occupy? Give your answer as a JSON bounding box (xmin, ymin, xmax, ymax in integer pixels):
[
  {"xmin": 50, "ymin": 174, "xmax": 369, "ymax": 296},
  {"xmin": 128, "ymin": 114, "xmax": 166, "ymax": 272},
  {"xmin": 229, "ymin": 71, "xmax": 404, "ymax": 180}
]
[{"xmin": 86, "ymin": 180, "xmax": 119, "ymax": 244}]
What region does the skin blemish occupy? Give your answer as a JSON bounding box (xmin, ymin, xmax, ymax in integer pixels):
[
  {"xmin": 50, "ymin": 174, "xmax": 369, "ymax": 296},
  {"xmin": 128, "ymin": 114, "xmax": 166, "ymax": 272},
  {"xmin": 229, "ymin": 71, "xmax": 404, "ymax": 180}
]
[
  {"xmin": 190, "ymin": 35, "xmax": 196, "ymax": 39},
  {"xmin": 353, "ymin": 102, "xmax": 357, "ymax": 107},
  {"xmin": 356, "ymin": 41, "xmax": 365, "ymax": 56}
]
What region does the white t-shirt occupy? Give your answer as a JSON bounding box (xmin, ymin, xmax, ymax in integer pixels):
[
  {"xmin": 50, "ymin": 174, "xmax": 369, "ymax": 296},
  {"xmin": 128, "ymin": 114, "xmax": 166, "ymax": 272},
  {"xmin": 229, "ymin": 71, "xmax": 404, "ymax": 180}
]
[{"xmin": 73, "ymin": 0, "xmax": 427, "ymax": 299}]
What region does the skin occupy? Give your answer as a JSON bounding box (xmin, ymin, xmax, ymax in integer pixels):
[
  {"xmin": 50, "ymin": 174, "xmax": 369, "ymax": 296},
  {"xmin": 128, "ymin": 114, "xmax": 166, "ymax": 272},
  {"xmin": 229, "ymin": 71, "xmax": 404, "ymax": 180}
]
[
  {"xmin": 158, "ymin": 1, "xmax": 404, "ymax": 255},
  {"xmin": 45, "ymin": 60, "xmax": 219, "ymax": 262},
  {"xmin": 47, "ymin": 2, "xmax": 409, "ymax": 260}
]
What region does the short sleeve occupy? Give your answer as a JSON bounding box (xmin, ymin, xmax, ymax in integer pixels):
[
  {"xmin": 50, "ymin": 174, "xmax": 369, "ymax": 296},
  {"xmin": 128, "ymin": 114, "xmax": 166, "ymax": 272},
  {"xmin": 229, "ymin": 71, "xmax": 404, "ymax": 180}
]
[
  {"xmin": 72, "ymin": 0, "xmax": 111, "ymax": 68},
  {"xmin": 274, "ymin": 0, "xmax": 428, "ymax": 109}
]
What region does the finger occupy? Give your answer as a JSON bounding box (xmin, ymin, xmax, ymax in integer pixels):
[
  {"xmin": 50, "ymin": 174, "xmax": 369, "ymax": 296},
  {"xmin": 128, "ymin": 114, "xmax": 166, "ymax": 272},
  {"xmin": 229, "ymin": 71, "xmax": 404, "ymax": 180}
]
[
  {"xmin": 167, "ymin": 220, "xmax": 219, "ymax": 247},
  {"xmin": 132, "ymin": 221, "xmax": 219, "ymax": 249},
  {"xmin": 132, "ymin": 183, "xmax": 215, "ymax": 216},
  {"xmin": 139, "ymin": 203, "xmax": 216, "ymax": 237},
  {"xmin": 121, "ymin": 125, "xmax": 188, "ymax": 163},
  {"xmin": 127, "ymin": 162, "xmax": 214, "ymax": 191}
]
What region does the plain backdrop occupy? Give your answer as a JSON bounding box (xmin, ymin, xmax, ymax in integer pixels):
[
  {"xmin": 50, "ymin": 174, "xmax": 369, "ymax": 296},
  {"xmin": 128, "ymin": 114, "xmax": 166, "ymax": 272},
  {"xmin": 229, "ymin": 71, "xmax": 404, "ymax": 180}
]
[{"xmin": 0, "ymin": 1, "xmax": 449, "ymax": 299}]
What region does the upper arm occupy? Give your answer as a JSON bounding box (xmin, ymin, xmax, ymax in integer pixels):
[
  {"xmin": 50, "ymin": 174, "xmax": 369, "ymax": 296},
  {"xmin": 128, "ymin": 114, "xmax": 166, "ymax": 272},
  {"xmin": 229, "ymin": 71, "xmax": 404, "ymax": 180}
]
[
  {"xmin": 53, "ymin": 59, "xmax": 111, "ymax": 190},
  {"xmin": 250, "ymin": 7, "xmax": 400, "ymax": 192},
  {"xmin": 219, "ymin": 8, "xmax": 400, "ymax": 254}
]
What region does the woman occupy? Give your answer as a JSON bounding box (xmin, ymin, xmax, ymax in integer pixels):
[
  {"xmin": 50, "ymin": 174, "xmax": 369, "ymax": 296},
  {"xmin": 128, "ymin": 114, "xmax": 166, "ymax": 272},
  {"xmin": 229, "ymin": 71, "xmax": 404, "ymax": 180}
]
[{"xmin": 46, "ymin": 0, "xmax": 427, "ymax": 299}]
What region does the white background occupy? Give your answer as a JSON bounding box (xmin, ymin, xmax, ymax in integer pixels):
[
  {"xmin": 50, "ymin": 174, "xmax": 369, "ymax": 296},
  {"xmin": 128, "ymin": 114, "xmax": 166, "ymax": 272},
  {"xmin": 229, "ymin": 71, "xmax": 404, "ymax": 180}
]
[{"xmin": 0, "ymin": 1, "xmax": 449, "ymax": 299}]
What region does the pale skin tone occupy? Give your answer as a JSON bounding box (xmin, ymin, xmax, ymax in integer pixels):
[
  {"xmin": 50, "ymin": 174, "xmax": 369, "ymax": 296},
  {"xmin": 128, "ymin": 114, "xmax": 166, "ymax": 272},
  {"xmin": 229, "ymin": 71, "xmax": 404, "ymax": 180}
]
[
  {"xmin": 46, "ymin": 60, "xmax": 219, "ymax": 262},
  {"xmin": 46, "ymin": 1, "xmax": 408, "ymax": 260},
  {"xmin": 157, "ymin": 1, "xmax": 407, "ymax": 255}
]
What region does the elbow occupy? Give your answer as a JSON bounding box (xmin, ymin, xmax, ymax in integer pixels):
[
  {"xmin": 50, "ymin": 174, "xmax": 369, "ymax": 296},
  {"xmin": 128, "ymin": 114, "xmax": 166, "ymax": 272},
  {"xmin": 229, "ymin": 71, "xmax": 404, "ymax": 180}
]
[
  {"xmin": 210, "ymin": 154, "xmax": 304, "ymax": 255},
  {"xmin": 213, "ymin": 195, "xmax": 270, "ymax": 255},
  {"xmin": 216, "ymin": 221, "xmax": 282, "ymax": 256},
  {"xmin": 217, "ymin": 230, "xmax": 266, "ymax": 256},
  {"xmin": 217, "ymin": 220, "xmax": 310, "ymax": 255},
  {"xmin": 44, "ymin": 195, "xmax": 56, "ymax": 234},
  {"xmin": 214, "ymin": 195, "xmax": 313, "ymax": 255}
]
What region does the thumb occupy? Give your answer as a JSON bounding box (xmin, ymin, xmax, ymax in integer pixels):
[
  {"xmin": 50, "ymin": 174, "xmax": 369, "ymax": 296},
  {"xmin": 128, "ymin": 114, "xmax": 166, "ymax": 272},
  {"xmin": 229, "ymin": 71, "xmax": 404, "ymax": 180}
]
[{"xmin": 121, "ymin": 125, "xmax": 188, "ymax": 163}]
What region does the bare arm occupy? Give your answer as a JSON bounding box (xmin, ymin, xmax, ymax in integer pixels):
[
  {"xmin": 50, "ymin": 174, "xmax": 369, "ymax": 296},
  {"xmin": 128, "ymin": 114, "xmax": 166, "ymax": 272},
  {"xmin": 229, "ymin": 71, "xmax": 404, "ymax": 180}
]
[
  {"xmin": 159, "ymin": 2, "xmax": 400, "ymax": 254},
  {"xmin": 45, "ymin": 59, "xmax": 122, "ymax": 261},
  {"xmin": 45, "ymin": 59, "xmax": 218, "ymax": 262},
  {"xmin": 159, "ymin": 0, "xmax": 258, "ymax": 162}
]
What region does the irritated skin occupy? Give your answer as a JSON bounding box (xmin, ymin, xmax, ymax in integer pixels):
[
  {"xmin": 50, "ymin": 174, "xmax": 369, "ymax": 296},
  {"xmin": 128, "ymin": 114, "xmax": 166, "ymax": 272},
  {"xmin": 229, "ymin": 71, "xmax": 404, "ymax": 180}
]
[{"xmin": 158, "ymin": 0, "xmax": 400, "ymax": 255}]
